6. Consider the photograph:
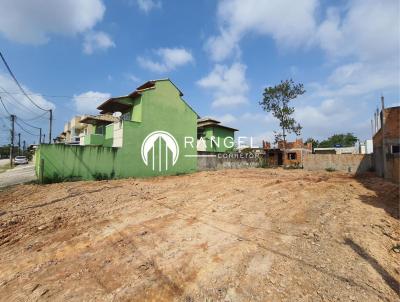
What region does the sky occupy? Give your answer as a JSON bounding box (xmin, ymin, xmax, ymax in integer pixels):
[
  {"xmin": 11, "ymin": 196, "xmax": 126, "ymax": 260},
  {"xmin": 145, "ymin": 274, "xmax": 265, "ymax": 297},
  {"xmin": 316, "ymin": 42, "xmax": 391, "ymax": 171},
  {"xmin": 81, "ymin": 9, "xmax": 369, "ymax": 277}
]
[{"xmin": 0, "ymin": 0, "xmax": 398, "ymax": 146}]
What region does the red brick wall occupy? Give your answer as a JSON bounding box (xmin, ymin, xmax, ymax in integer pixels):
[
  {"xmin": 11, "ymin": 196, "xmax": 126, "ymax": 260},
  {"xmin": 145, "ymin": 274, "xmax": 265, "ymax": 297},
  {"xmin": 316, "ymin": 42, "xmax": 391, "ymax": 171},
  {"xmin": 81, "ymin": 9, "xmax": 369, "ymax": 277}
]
[
  {"xmin": 373, "ymin": 106, "xmax": 400, "ymax": 147},
  {"xmin": 384, "ymin": 107, "xmax": 400, "ymax": 140}
]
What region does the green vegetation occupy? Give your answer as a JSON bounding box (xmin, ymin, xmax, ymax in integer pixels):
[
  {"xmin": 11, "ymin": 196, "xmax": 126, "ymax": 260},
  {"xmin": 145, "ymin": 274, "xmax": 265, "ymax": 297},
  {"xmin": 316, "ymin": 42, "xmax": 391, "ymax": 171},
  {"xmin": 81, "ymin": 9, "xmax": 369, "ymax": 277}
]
[
  {"xmin": 1, "ymin": 145, "xmax": 33, "ymax": 160},
  {"xmin": 305, "ymin": 134, "xmax": 359, "ymax": 149},
  {"xmin": 325, "ymin": 167, "xmax": 336, "ymax": 172},
  {"xmin": 318, "ymin": 133, "xmax": 358, "ymax": 148},
  {"xmin": 259, "ymin": 79, "xmax": 305, "ymax": 145},
  {"xmin": 305, "ymin": 138, "xmax": 319, "ymax": 149}
]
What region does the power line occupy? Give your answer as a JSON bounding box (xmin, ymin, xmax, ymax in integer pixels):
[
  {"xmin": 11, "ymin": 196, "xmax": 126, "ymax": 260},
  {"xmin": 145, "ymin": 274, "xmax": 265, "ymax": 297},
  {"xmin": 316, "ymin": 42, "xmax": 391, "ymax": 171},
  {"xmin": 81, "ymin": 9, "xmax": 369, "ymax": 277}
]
[
  {"xmin": 1, "ymin": 96, "xmax": 43, "ymax": 126},
  {"xmin": 0, "ymin": 96, "xmax": 12, "ymax": 116},
  {"xmin": 15, "ymin": 120, "xmax": 40, "ymax": 137},
  {"xmin": 17, "ymin": 117, "xmax": 42, "ymax": 130},
  {"xmin": 23, "ymin": 110, "xmax": 49, "ymax": 121},
  {"xmin": 1, "ymin": 97, "xmax": 42, "ymax": 140},
  {"xmin": 0, "ymin": 51, "xmax": 50, "ymax": 112},
  {"xmin": 0, "ymin": 85, "xmax": 48, "ymax": 118},
  {"xmin": 0, "ymin": 91, "xmax": 106, "ymax": 99}
]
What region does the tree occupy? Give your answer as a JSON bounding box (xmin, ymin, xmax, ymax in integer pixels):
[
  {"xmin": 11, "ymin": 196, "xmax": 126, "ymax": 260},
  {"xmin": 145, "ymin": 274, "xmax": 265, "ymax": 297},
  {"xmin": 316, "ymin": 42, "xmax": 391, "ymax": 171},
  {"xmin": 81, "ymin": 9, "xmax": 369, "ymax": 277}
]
[
  {"xmin": 259, "ymin": 79, "xmax": 305, "ymax": 147},
  {"xmin": 318, "ymin": 133, "xmax": 358, "ymax": 148},
  {"xmin": 305, "ymin": 138, "xmax": 319, "ymax": 149}
]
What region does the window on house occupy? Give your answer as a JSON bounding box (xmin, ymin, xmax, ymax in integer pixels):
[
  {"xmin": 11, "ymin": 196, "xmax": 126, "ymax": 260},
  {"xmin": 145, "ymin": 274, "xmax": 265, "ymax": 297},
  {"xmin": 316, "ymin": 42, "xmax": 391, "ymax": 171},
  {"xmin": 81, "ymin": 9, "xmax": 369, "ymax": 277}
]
[
  {"xmin": 197, "ymin": 130, "xmax": 205, "ymax": 140},
  {"xmin": 287, "ymin": 152, "xmax": 296, "ymax": 160},
  {"xmin": 121, "ymin": 111, "xmax": 131, "ymax": 121},
  {"xmin": 95, "ymin": 125, "xmax": 104, "ymax": 135},
  {"xmin": 392, "ymin": 145, "xmax": 400, "ymax": 154}
]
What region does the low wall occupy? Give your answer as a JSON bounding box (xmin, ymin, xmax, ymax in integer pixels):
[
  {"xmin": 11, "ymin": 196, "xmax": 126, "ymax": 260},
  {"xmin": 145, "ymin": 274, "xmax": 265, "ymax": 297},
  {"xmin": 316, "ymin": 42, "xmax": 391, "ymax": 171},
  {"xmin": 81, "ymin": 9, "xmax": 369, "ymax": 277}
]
[
  {"xmin": 303, "ymin": 154, "xmax": 373, "ymax": 174},
  {"xmin": 197, "ymin": 152, "xmax": 264, "ymax": 171},
  {"xmin": 386, "ymin": 154, "xmax": 400, "ymax": 183},
  {"xmin": 36, "ymin": 142, "xmax": 197, "ymax": 183}
]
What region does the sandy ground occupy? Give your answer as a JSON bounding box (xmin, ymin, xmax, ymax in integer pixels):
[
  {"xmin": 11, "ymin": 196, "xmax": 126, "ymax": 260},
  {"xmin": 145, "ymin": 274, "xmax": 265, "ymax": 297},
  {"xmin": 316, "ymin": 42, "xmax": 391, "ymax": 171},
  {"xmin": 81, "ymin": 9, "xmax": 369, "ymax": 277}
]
[{"xmin": 0, "ymin": 168, "xmax": 399, "ymax": 301}]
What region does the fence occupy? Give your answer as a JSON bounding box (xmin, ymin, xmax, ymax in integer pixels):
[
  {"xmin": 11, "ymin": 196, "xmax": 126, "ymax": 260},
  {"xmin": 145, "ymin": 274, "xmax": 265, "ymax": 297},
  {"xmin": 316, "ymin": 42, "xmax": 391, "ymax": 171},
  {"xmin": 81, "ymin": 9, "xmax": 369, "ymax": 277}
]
[
  {"xmin": 303, "ymin": 154, "xmax": 373, "ymax": 174},
  {"xmin": 197, "ymin": 151, "xmax": 264, "ymax": 171}
]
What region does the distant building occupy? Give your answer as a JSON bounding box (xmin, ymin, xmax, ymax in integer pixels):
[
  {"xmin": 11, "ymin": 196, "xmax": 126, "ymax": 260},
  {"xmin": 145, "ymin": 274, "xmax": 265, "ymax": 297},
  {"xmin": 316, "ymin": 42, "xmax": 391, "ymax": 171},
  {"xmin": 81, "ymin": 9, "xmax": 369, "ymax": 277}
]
[
  {"xmin": 79, "ymin": 114, "xmax": 119, "ymax": 146},
  {"xmin": 55, "ymin": 116, "xmax": 94, "ymax": 145},
  {"xmin": 372, "ymin": 101, "xmax": 399, "ymax": 183},
  {"xmin": 358, "ymin": 139, "xmax": 373, "ymax": 154},
  {"xmin": 263, "ymin": 138, "xmax": 312, "ymax": 167},
  {"xmin": 365, "ymin": 139, "xmax": 373, "ymax": 154},
  {"xmin": 197, "ymin": 117, "xmax": 238, "ymax": 152}
]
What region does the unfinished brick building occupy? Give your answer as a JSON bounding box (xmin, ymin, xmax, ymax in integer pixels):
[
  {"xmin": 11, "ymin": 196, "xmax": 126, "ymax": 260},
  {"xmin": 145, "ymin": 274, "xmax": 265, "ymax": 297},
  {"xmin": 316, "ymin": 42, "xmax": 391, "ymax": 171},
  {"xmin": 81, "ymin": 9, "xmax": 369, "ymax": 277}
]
[
  {"xmin": 372, "ymin": 100, "xmax": 400, "ymax": 183},
  {"xmin": 263, "ymin": 138, "xmax": 312, "ymax": 167}
]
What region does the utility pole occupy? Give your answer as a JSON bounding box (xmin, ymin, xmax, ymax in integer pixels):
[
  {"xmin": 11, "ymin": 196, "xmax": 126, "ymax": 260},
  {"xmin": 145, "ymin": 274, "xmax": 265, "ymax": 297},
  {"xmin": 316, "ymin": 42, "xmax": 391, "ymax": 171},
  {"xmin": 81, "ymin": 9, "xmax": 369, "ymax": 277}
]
[
  {"xmin": 381, "ymin": 96, "xmax": 386, "ymax": 179},
  {"xmin": 17, "ymin": 133, "xmax": 21, "ymax": 155},
  {"xmin": 43, "ymin": 134, "xmax": 45, "ymax": 144},
  {"xmin": 9, "ymin": 114, "xmax": 15, "ymax": 166},
  {"xmin": 39, "ymin": 128, "xmax": 42, "ymax": 144},
  {"xmin": 23, "ymin": 140, "xmax": 26, "ymax": 153},
  {"xmin": 371, "ymin": 119, "xmax": 374, "ymax": 137},
  {"xmin": 49, "ymin": 109, "xmax": 52, "ymax": 144}
]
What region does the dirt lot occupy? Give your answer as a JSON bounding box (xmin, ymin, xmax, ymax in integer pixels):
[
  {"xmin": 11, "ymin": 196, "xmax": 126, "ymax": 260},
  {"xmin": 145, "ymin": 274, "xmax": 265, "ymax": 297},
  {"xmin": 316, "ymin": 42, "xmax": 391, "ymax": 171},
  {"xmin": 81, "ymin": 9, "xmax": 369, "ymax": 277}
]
[{"xmin": 0, "ymin": 168, "xmax": 399, "ymax": 301}]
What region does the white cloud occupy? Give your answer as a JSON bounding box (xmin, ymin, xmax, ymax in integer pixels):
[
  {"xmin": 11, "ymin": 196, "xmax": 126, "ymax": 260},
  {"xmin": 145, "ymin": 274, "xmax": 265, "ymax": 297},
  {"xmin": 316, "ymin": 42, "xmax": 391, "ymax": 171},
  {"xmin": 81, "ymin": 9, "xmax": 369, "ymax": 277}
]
[
  {"xmin": 125, "ymin": 74, "xmax": 141, "ymax": 83},
  {"xmin": 136, "ymin": 0, "xmax": 161, "ymax": 13},
  {"xmin": 73, "ymin": 91, "xmax": 111, "ymax": 114},
  {"xmin": 201, "ymin": 0, "xmax": 399, "ymax": 142},
  {"xmin": 312, "ymin": 61, "xmax": 398, "ymax": 99},
  {"xmin": 205, "ymin": 112, "xmax": 276, "ymax": 145},
  {"xmin": 211, "ymin": 114, "xmax": 237, "ymax": 124},
  {"xmin": 317, "ymin": 0, "xmax": 399, "ymax": 62},
  {"xmin": 0, "ymin": 73, "xmax": 55, "ymax": 117},
  {"xmin": 294, "ymin": 99, "xmax": 359, "ymax": 139},
  {"xmin": 250, "ymin": 131, "xmax": 276, "ymax": 147},
  {"xmin": 137, "ymin": 47, "xmax": 194, "ymax": 73},
  {"xmin": 206, "ymin": 0, "xmax": 318, "ymax": 61},
  {"xmin": 197, "ymin": 62, "xmax": 249, "ymax": 108},
  {"xmin": 83, "ymin": 31, "xmax": 115, "ymax": 54},
  {"xmin": 314, "ymin": 0, "xmax": 399, "ymax": 104},
  {"xmin": 0, "ymin": 0, "xmax": 105, "ymax": 44},
  {"xmin": 0, "ymin": 73, "xmax": 55, "ymax": 140},
  {"xmin": 206, "ymin": 0, "xmax": 399, "ymax": 63}
]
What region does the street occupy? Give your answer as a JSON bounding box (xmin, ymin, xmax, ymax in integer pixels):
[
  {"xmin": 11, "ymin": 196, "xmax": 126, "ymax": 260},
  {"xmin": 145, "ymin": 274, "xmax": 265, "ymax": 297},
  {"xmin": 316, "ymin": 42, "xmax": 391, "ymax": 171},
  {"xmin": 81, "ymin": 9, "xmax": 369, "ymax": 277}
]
[
  {"xmin": 0, "ymin": 159, "xmax": 10, "ymax": 167},
  {"xmin": 0, "ymin": 163, "xmax": 36, "ymax": 188}
]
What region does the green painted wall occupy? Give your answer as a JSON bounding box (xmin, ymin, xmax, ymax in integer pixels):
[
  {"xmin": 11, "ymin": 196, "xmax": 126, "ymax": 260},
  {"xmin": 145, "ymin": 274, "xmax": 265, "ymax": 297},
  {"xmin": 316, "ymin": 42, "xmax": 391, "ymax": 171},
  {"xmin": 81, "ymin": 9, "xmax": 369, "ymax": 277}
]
[
  {"xmin": 36, "ymin": 80, "xmax": 198, "ymax": 182},
  {"xmin": 104, "ymin": 124, "xmax": 114, "ymax": 147},
  {"xmin": 84, "ymin": 134, "xmax": 104, "ymax": 146},
  {"xmin": 131, "ymin": 97, "xmax": 142, "ymax": 122},
  {"xmin": 201, "ymin": 126, "xmax": 235, "ymax": 152}
]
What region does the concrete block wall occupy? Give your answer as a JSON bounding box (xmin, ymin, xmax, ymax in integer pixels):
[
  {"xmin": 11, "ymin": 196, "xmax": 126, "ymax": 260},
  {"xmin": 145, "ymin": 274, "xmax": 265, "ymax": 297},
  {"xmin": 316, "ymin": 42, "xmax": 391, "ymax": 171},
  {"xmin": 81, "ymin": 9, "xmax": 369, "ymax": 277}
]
[
  {"xmin": 303, "ymin": 154, "xmax": 373, "ymax": 174},
  {"xmin": 197, "ymin": 152, "xmax": 263, "ymax": 171}
]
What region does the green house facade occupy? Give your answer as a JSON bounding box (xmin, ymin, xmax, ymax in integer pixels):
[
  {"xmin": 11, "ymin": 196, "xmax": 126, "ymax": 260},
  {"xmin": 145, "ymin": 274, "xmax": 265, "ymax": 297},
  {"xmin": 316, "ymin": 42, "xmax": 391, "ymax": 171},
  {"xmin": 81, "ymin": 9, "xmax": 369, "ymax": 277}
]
[
  {"xmin": 36, "ymin": 79, "xmax": 199, "ymax": 181},
  {"xmin": 197, "ymin": 117, "xmax": 238, "ymax": 152}
]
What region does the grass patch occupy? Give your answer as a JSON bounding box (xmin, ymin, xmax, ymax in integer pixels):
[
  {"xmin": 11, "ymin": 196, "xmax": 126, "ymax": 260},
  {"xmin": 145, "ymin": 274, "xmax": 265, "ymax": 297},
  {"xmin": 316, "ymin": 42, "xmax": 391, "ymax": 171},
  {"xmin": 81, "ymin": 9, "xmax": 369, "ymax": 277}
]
[{"xmin": 325, "ymin": 167, "xmax": 336, "ymax": 172}]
